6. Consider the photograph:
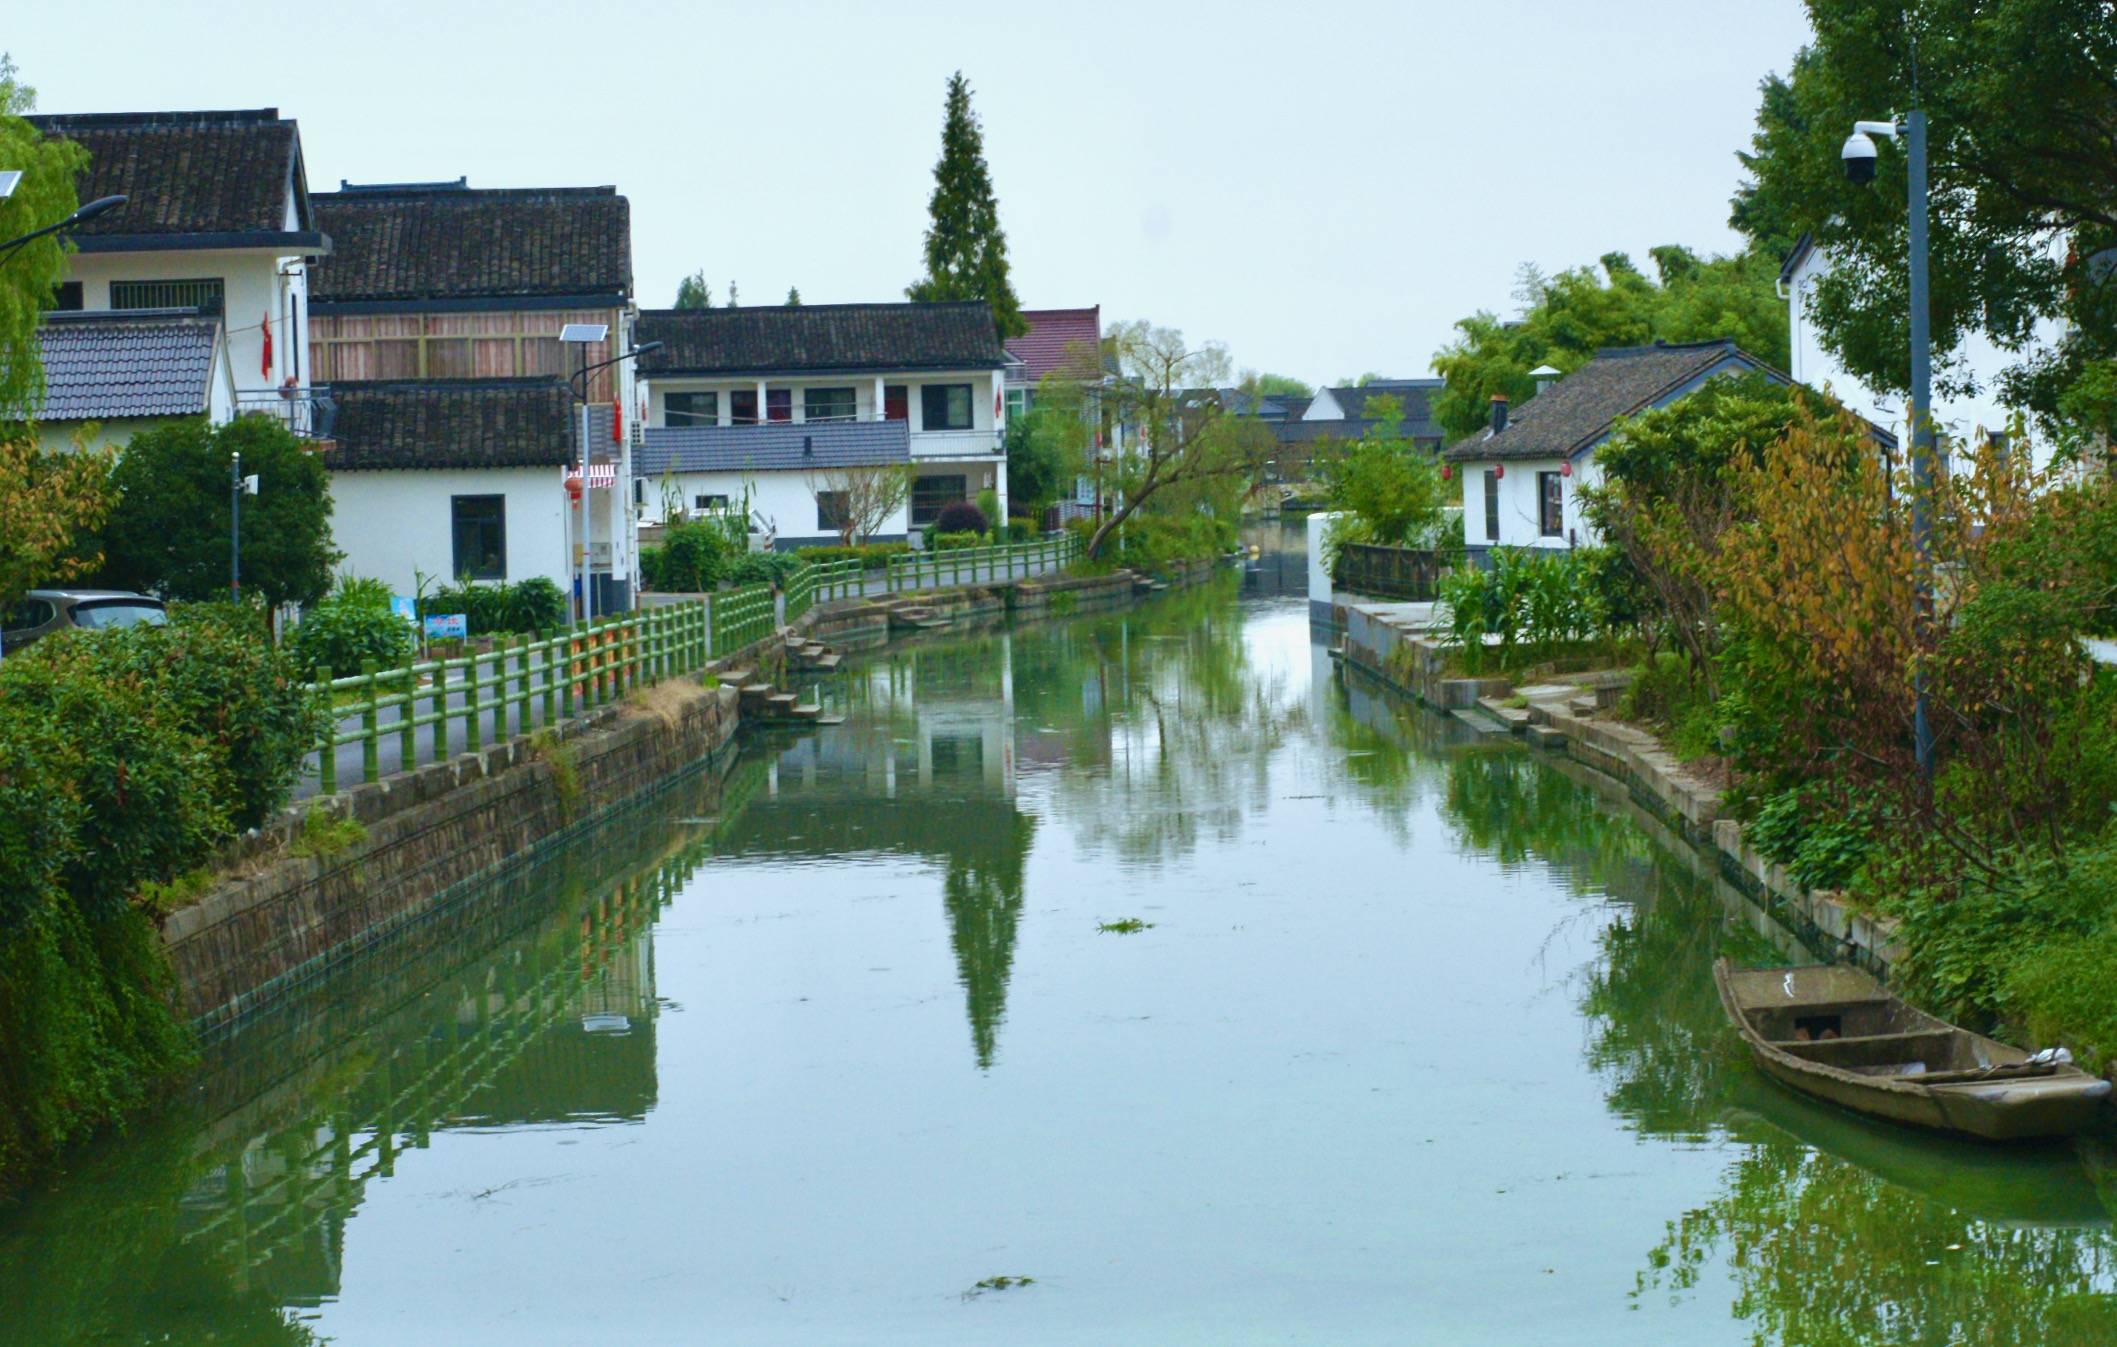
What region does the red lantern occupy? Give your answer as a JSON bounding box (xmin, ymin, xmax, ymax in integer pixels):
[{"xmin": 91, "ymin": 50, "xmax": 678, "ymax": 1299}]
[
  {"xmin": 1441, "ymin": 463, "xmax": 1453, "ymax": 481},
  {"xmin": 1561, "ymin": 459, "xmax": 1572, "ymax": 478},
  {"xmin": 1493, "ymin": 463, "xmax": 1505, "ymax": 480}
]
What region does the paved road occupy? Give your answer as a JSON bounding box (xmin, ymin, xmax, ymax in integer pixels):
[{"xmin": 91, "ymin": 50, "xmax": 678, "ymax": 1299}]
[{"xmin": 298, "ymin": 552, "xmax": 1073, "ymax": 799}]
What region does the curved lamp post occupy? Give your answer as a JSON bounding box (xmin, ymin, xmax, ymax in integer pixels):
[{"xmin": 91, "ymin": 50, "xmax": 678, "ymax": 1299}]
[{"xmin": 0, "ymin": 193, "xmax": 126, "ymax": 263}]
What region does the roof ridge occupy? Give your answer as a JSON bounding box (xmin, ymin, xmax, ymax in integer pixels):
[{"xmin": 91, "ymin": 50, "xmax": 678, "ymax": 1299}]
[
  {"xmin": 319, "ymin": 184, "xmax": 621, "ymax": 200},
  {"xmin": 1593, "ymin": 338, "xmax": 1739, "ymax": 359},
  {"xmin": 29, "ymin": 108, "xmax": 285, "ymax": 128},
  {"xmin": 639, "ymin": 300, "xmax": 991, "ymax": 318},
  {"xmin": 42, "ymin": 307, "xmax": 218, "ymax": 323},
  {"xmin": 332, "ymin": 376, "xmax": 567, "ymax": 390}
]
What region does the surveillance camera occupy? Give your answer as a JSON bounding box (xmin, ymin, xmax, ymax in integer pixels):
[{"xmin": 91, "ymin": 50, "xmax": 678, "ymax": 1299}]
[{"xmin": 1841, "ymin": 131, "xmax": 1878, "ymax": 184}]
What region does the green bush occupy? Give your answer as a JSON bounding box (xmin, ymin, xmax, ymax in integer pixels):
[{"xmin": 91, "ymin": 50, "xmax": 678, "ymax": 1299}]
[
  {"xmin": 331, "ymin": 573, "xmax": 394, "ymax": 610},
  {"xmin": 934, "ymin": 500, "xmax": 989, "ymax": 536},
  {"xmin": 290, "ymin": 593, "xmax": 415, "ymax": 679},
  {"xmin": 930, "ymin": 530, "xmax": 984, "ymax": 551},
  {"xmin": 793, "ymin": 541, "xmax": 911, "ymax": 569},
  {"xmin": 419, "ymin": 577, "xmax": 570, "ymax": 636},
  {"xmin": 1746, "ymin": 786, "xmax": 1878, "ymax": 892},
  {"xmin": 1113, "ymin": 512, "xmax": 1230, "ymax": 574},
  {"xmin": 1007, "ymin": 519, "xmax": 1035, "ymax": 543},
  {"xmin": 653, "ymin": 521, "xmax": 730, "ymax": 593},
  {"xmin": 506, "ymin": 577, "xmax": 567, "ymax": 632},
  {"xmin": 726, "ymin": 551, "xmax": 802, "ymax": 587},
  {"xmin": 1438, "ymin": 547, "xmax": 1607, "ymax": 669}
]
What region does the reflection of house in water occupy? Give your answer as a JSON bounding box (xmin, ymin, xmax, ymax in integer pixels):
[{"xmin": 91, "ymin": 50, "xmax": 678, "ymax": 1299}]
[{"xmin": 730, "ymin": 641, "xmax": 1033, "ymax": 1069}]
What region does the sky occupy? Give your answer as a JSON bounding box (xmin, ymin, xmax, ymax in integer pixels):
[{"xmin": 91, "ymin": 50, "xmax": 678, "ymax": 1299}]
[{"xmin": 5, "ymin": 0, "xmax": 1816, "ymax": 389}]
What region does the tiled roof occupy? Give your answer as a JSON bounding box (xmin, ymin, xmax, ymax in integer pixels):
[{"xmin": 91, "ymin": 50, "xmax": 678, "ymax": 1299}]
[
  {"xmin": 325, "ymin": 379, "xmax": 575, "ymax": 471},
  {"xmin": 25, "ymin": 108, "xmax": 307, "ymax": 239},
  {"xmin": 309, "ymin": 182, "xmax": 632, "ymax": 305},
  {"xmin": 35, "ymin": 310, "xmax": 220, "ymax": 419},
  {"xmin": 1004, "ymin": 306, "xmax": 1101, "ymax": 383},
  {"xmin": 1443, "ymin": 341, "xmax": 1771, "ymax": 463},
  {"xmin": 1327, "ymin": 379, "xmax": 1444, "ymax": 433},
  {"xmin": 636, "ymin": 302, "xmax": 1006, "ymax": 376},
  {"xmin": 636, "ymin": 421, "xmax": 911, "ymax": 475}
]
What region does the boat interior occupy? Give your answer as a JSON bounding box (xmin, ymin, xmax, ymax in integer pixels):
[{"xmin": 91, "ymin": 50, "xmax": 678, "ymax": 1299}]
[{"xmin": 1743, "ymin": 993, "xmax": 2023, "ymax": 1081}]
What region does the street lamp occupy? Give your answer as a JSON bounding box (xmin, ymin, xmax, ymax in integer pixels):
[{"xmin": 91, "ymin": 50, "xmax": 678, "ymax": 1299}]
[
  {"xmin": 0, "ymin": 193, "xmax": 126, "ymax": 263},
  {"xmin": 559, "ymin": 327, "xmax": 664, "ymax": 623},
  {"xmin": 1842, "ymin": 108, "xmax": 1936, "ymax": 780}
]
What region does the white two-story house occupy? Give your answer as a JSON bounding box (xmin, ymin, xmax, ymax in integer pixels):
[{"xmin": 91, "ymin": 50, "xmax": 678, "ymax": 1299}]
[
  {"xmin": 633, "ymin": 302, "xmax": 1009, "ymax": 547},
  {"xmin": 26, "ymin": 107, "xmax": 331, "ymax": 453}
]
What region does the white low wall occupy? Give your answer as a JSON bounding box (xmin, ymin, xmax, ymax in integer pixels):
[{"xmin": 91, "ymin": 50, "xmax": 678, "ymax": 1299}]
[{"xmin": 329, "ymin": 466, "xmax": 570, "ymax": 597}]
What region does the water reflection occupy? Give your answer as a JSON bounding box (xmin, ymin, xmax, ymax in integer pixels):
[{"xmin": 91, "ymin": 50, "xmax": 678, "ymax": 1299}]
[
  {"xmin": 1350, "ymin": 671, "xmax": 2117, "ymax": 1344},
  {"xmin": 0, "ymin": 758, "xmax": 741, "ymax": 1345}
]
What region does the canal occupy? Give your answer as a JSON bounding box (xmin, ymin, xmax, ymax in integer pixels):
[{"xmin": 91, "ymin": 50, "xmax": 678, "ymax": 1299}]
[{"xmin": 2, "ymin": 566, "xmax": 2113, "ymax": 1344}]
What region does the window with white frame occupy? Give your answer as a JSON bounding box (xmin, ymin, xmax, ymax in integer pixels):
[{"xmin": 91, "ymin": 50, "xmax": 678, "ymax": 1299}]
[
  {"xmin": 921, "ymin": 384, "xmax": 973, "ymax": 431},
  {"xmin": 667, "ymin": 392, "xmax": 718, "ymax": 427},
  {"xmin": 804, "ymin": 387, "xmax": 856, "ymax": 422}
]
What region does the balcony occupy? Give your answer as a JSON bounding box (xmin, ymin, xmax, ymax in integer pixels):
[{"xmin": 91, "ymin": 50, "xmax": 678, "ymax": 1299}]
[
  {"xmin": 235, "ymin": 385, "xmax": 336, "ymax": 441},
  {"xmin": 909, "ymin": 427, "xmax": 1003, "ymax": 459}
]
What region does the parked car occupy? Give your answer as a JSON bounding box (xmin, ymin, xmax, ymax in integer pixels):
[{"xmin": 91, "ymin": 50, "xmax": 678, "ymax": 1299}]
[{"xmin": 2, "ymin": 589, "xmax": 167, "ymax": 655}]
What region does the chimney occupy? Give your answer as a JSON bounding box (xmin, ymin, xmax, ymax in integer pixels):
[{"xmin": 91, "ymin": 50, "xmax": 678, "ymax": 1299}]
[
  {"xmin": 802, "ymin": 434, "xmax": 813, "ymax": 456},
  {"xmin": 1489, "ymin": 395, "xmax": 1509, "ymax": 434},
  {"xmin": 1530, "ymin": 364, "xmax": 1561, "ymax": 395}
]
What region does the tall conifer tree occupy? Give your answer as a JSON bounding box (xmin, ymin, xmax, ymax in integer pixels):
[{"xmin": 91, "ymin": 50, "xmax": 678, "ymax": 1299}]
[{"xmin": 907, "ymin": 71, "xmax": 1026, "ymax": 339}]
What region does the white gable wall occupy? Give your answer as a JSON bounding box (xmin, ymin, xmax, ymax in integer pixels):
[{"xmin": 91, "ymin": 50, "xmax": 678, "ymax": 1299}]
[
  {"xmin": 1303, "ymin": 388, "xmax": 1347, "ymax": 421},
  {"xmin": 1456, "ymin": 455, "xmax": 1603, "ymax": 553},
  {"xmin": 329, "ymin": 467, "xmax": 568, "ymax": 599}
]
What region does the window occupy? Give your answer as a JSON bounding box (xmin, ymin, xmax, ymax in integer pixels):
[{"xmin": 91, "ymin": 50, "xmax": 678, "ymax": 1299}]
[
  {"xmin": 1482, "ymin": 470, "xmax": 1500, "ymax": 542},
  {"xmin": 1538, "ymin": 471, "xmax": 1564, "ymax": 537},
  {"xmin": 109, "ymin": 278, "xmax": 224, "ymax": 313},
  {"xmin": 729, "ymin": 389, "xmax": 759, "ymax": 425},
  {"xmin": 693, "ymin": 493, "xmax": 729, "ymax": 511},
  {"xmin": 911, "ymin": 473, "xmax": 967, "ymax": 526},
  {"xmin": 766, "ymin": 388, "xmax": 793, "ymax": 424},
  {"xmin": 46, "ymin": 281, "xmax": 81, "ymax": 312},
  {"xmin": 666, "ymin": 392, "xmax": 719, "ymax": 427},
  {"xmin": 5, "ymin": 598, "xmax": 54, "ymax": 632},
  {"xmin": 921, "ymin": 383, "xmax": 973, "ymax": 431},
  {"xmin": 804, "ymin": 386, "xmax": 856, "ymax": 422},
  {"xmin": 1004, "ymin": 387, "xmax": 1030, "ymax": 420},
  {"xmin": 451, "ymin": 495, "xmax": 507, "ymax": 581},
  {"xmin": 816, "ymin": 491, "xmax": 851, "ymax": 532}
]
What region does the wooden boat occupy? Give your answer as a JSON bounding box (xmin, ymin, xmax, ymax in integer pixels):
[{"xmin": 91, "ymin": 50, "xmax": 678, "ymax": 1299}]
[{"xmin": 1713, "ymin": 959, "xmax": 2112, "ymax": 1141}]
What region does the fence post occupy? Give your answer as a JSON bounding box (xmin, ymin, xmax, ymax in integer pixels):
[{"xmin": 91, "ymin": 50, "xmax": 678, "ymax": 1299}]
[
  {"xmin": 431, "ymin": 657, "xmax": 449, "ymax": 761},
  {"xmin": 561, "ymin": 625, "xmax": 576, "ymax": 719},
  {"xmin": 318, "ymin": 667, "xmax": 336, "ymax": 796},
  {"xmin": 537, "ymin": 631, "xmax": 555, "ymax": 726},
  {"xmin": 465, "ymin": 649, "xmax": 482, "ymax": 754},
  {"xmin": 399, "ymin": 648, "xmax": 417, "ymax": 771},
  {"xmin": 361, "ymin": 659, "xmax": 380, "ymax": 784}
]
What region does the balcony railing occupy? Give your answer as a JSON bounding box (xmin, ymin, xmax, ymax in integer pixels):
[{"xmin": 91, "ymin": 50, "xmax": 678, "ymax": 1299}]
[{"xmin": 236, "ymin": 385, "xmax": 336, "ymax": 440}]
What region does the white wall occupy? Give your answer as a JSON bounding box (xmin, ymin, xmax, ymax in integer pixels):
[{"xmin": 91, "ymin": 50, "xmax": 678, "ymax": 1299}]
[
  {"xmin": 1788, "ymin": 243, "xmax": 2045, "ymax": 450},
  {"xmin": 1304, "ymin": 388, "xmax": 1348, "ymax": 421},
  {"xmin": 646, "ymin": 367, "xmax": 1004, "ymax": 447},
  {"xmin": 1457, "ymin": 457, "xmax": 1601, "ymax": 551},
  {"xmin": 639, "ymin": 467, "xmax": 912, "ymax": 547},
  {"xmin": 329, "ymin": 466, "xmax": 568, "ymax": 598},
  {"xmin": 67, "ymin": 247, "xmax": 309, "ymax": 395}
]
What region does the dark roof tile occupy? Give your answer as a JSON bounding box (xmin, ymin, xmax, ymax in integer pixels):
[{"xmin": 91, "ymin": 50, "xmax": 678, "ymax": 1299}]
[
  {"xmin": 310, "ymin": 183, "xmax": 632, "ymax": 304},
  {"xmin": 326, "ymin": 378, "xmax": 574, "ymax": 471},
  {"xmin": 26, "ymin": 108, "xmax": 304, "ymax": 238},
  {"xmin": 636, "ymin": 302, "xmax": 1006, "ymax": 376},
  {"xmin": 637, "ymin": 421, "xmax": 911, "ymax": 475},
  {"xmin": 1443, "ymin": 341, "xmax": 1768, "ymax": 462},
  {"xmin": 35, "ymin": 310, "xmax": 220, "ymax": 419}
]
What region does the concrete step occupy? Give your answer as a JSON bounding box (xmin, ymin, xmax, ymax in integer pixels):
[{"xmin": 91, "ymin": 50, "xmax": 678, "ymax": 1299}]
[
  {"xmin": 719, "ymin": 665, "xmax": 756, "ymax": 686},
  {"xmin": 1527, "ymin": 724, "xmax": 1568, "ymax": 750},
  {"xmin": 1567, "ymin": 693, "xmax": 1600, "ymax": 717},
  {"xmin": 764, "ymin": 691, "xmax": 797, "ymax": 709},
  {"xmin": 789, "ymin": 703, "xmax": 822, "ymax": 720},
  {"xmin": 805, "ymin": 652, "xmax": 842, "ymax": 672}
]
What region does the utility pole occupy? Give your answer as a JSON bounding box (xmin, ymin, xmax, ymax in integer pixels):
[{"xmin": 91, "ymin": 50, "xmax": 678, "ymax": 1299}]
[
  {"xmin": 230, "ymin": 450, "xmax": 242, "ymax": 602},
  {"xmin": 1906, "ymin": 106, "xmax": 1935, "ymax": 781}
]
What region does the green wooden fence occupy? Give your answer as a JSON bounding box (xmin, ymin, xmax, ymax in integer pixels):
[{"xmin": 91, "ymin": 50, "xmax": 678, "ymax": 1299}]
[{"xmin": 884, "ymin": 533, "xmax": 1079, "ymax": 592}]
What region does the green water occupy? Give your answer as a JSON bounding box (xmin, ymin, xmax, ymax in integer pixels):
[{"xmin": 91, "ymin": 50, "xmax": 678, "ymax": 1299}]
[{"xmin": 2, "ymin": 573, "xmax": 2113, "ymax": 1345}]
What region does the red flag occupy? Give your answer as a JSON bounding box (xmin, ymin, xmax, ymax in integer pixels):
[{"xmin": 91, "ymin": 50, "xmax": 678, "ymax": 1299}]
[
  {"xmin": 611, "ymin": 396, "xmax": 623, "ymax": 443},
  {"xmin": 260, "ymin": 312, "xmax": 273, "ymax": 378}
]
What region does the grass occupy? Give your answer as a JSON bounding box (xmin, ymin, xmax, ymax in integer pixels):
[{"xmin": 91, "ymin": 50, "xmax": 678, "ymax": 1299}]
[
  {"xmin": 528, "ymin": 731, "xmax": 583, "ymax": 816},
  {"xmin": 963, "ymin": 1275, "xmax": 1036, "ymax": 1300},
  {"xmin": 290, "ymin": 806, "xmax": 367, "ymax": 860},
  {"xmin": 1097, "ymin": 918, "xmax": 1155, "ymax": 934}
]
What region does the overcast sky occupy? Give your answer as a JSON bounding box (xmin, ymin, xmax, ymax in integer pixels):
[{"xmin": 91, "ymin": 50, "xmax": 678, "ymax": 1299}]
[{"xmin": 8, "ymin": 0, "xmax": 1814, "ymax": 388}]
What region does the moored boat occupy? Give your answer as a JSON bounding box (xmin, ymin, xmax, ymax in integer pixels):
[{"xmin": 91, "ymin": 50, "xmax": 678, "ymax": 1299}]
[{"xmin": 1713, "ymin": 959, "xmax": 2112, "ymax": 1141}]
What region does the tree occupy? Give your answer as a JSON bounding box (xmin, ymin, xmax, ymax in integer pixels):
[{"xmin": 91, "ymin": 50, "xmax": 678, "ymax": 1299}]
[
  {"xmin": 1086, "ymin": 323, "xmax": 1274, "ymax": 557},
  {"xmin": 0, "ymin": 432, "xmax": 115, "ymax": 608},
  {"xmin": 0, "ymin": 56, "xmax": 86, "ymax": 421},
  {"xmin": 1315, "ymin": 395, "xmax": 1447, "ymax": 549},
  {"xmin": 1430, "ymin": 249, "xmax": 1789, "ymax": 441},
  {"xmin": 906, "ymin": 71, "xmax": 1026, "ymax": 339},
  {"xmin": 1001, "ymin": 394, "xmax": 1084, "ymax": 516},
  {"xmin": 806, "ymin": 462, "xmax": 913, "ymax": 546},
  {"xmin": 98, "ymin": 417, "xmax": 338, "ymax": 608},
  {"xmin": 673, "ymin": 270, "xmax": 712, "ymax": 310},
  {"xmin": 785, "ymin": 286, "xmax": 802, "ymax": 306},
  {"xmin": 725, "ymin": 280, "xmax": 739, "ymax": 308},
  {"xmin": 1248, "ymin": 372, "xmax": 1313, "ymax": 398},
  {"xmin": 1730, "ymin": 0, "xmax": 2117, "ymax": 430}
]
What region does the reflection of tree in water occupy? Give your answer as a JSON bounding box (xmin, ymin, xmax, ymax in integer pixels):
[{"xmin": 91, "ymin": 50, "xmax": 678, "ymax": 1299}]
[
  {"xmin": 1638, "ymin": 1140, "xmax": 2117, "ymax": 1346},
  {"xmin": 1030, "ymin": 581, "xmax": 1308, "ymax": 866},
  {"xmin": 941, "ymin": 813, "xmax": 1034, "ymax": 1069}
]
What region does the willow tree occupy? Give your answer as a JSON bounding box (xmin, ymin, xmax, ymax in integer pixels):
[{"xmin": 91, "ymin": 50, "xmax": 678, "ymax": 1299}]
[
  {"xmin": 1085, "ymin": 322, "xmax": 1275, "ymax": 558},
  {"xmin": 0, "ymin": 56, "xmax": 85, "ymax": 420},
  {"xmin": 906, "ymin": 71, "xmax": 1025, "ymax": 339}
]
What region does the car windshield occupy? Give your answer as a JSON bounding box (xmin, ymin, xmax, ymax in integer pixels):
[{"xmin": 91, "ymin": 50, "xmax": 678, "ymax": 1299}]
[{"xmin": 68, "ymin": 600, "xmax": 167, "ymax": 630}]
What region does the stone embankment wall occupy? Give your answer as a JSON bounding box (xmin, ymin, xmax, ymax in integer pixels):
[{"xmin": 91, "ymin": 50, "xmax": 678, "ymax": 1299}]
[
  {"xmin": 168, "ymin": 682, "xmax": 741, "ymax": 1031},
  {"xmin": 170, "ymin": 556, "xmax": 1235, "ymax": 1030},
  {"xmin": 1336, "ymin": 599, "xmax": 1905, "ymax": 975}
]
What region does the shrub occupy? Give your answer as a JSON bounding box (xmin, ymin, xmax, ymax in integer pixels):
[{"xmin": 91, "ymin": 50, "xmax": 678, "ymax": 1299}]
[
  {"xmin": 505, "ymin": 576, "xmax": 567, "ymax": 632},
  {"xmin": 1007, "ymin": 519, "xmax": 1035, "ymax": 543},
  {"xmin": 1114, "ymin": 512, "xmax": 1230, "ymax": 573},
  {"xmin": 417, "ymin": 577, "xmax": 570, "ymax": 636},
  {"xmin": 1438, "ymin": 548, "xmax": 1606, "ymax": 668},
  {"xmin": 793, "ymin": 541, "xmax": 910, "ymax": 569},
  {"xmin": 331, "ymin": 573, "xmax": 394, "ymax": 610},
  {"xmin": 933, "ymin": 500, "xmax": 989, "ymax": 536},
  {"xmin": 726, "ymin": 551, "xmax": 802, "ymax": 587},
  {"xmin": 655, "ymin": 521, "xmax": 730, "ymax": 593},
  {"xmin": 289, "ymin": 593, "xmax": 415, "ymax": 679},
  {"xmin": 930, "ymin": 530, "xmax": 984, "ymax": 551},
  {"xmin": 976, "ymin": 489, "xmax": 1001, "ymax": 534}
]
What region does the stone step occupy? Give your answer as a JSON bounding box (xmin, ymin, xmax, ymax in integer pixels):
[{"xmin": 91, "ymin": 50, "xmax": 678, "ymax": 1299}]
[
  {"xmin": 1527, "ymin": 724, "xmax": 1568, "ymax": 750},
  {"xmin": 1567, "ymin": 693, "xmax": 1600, "ymax": 717},
  {"xmin": 719, "ymin": 665, "xmax": 756, "ymax": 687},
  {"xmin": 805, "ymin": 652, "xmax": 842, "ymax": 673},
  {"xmin": 789, "ymin": 702, "xmax": 822, "ymax": 720},
  {"xmin": 764, "ymin": 691, "xmax": 797, "ymax": 709}
]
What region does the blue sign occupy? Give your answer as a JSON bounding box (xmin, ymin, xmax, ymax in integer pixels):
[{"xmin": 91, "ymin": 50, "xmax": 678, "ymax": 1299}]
[
  {"xmin": 424, "ymin": 613, "xmax": 467, "ymax": 639},
  {"xmin": 390, "ymin": 596, "xmax": 418, "ymax": 626}
]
